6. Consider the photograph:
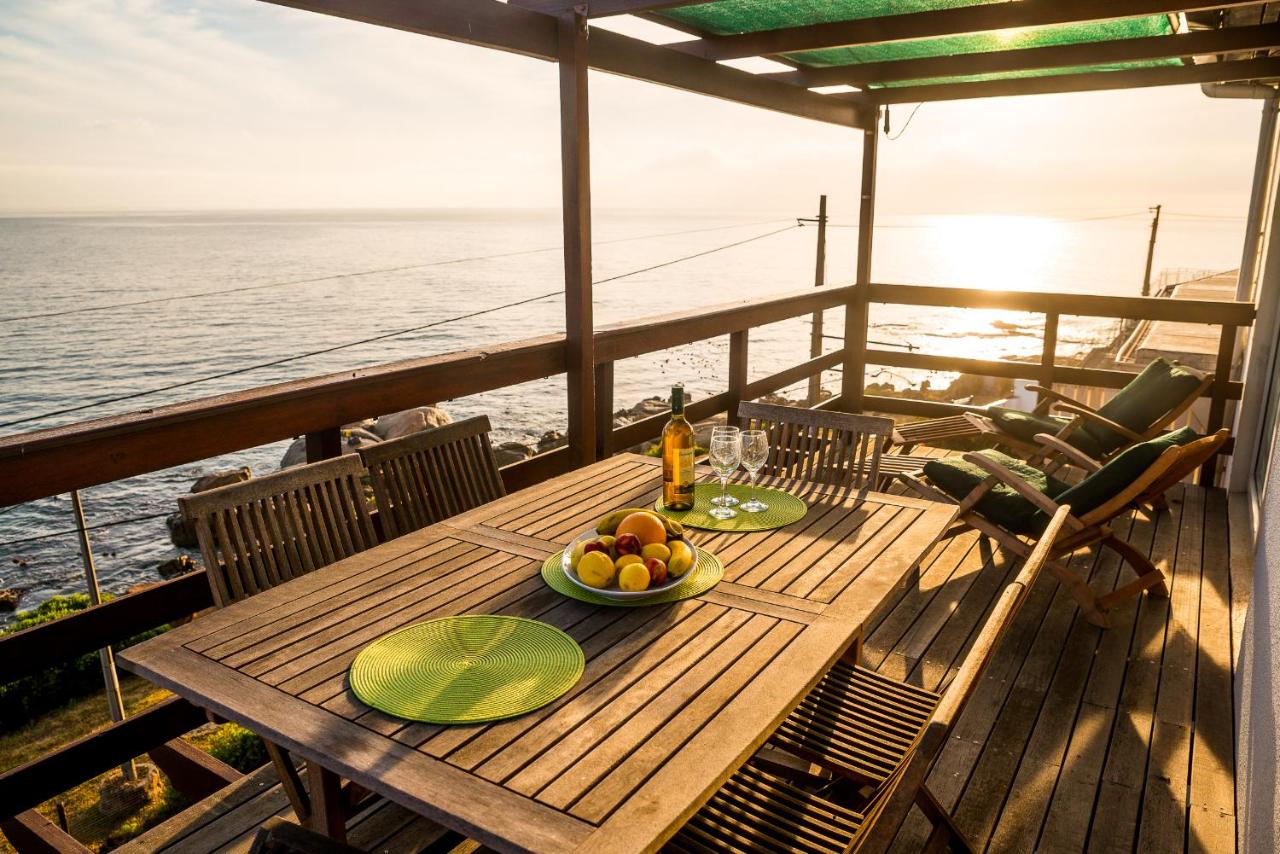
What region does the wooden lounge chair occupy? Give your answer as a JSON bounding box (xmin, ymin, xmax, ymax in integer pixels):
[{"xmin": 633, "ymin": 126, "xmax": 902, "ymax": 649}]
[
  {"xmin": 899, "ymin": 427, "xmax": 1229, "ymax": 628},
  {"xmin": 357, "ymin": 415, "xmax": 505, "ymax": 538},
  {"xmin": 180, "ymin": 455, "xmax": 377, "ymax": 607},
  {"xmin": 895, "ymin": 358, "xmax": 1213, "ymax": 461},
  {"xmin": 737, "ymin": 402, "xmax": 897, "ymax": 492},
  {"xmin": 667, "ymin": 507, "xmax": 1071, "ymax": 853}
]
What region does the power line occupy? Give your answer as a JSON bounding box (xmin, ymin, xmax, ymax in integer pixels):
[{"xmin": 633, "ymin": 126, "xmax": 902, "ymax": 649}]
[
  {"xmin": 885, "ymin": 103, "xmax": 924, "ymax": 141},
  {"xmin": 0, "ymin": 218, "xmax": 791, "ymax": 325},
  {"xmin": 0, "ymin": 511, "xmax": 172, "ymax": 550},
  {"xmin": 819, "ymin": 210, "xmax": 1149, "ymax": 228},
  {"xmin": 0, "ymin": 223, "xmax": 800, "ymax": 431}
]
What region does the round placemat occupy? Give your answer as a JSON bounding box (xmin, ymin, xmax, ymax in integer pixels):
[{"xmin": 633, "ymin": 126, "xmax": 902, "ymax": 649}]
[
  {"xmin": 655, "ymin": 483, "xmax": 807, "ymax": 532},
  {"xmin": 349, "ymin": 615, "xmax": 583, "ymax": 724},
  {"xmin": 541, "ymin": 547, "xmax": 723, "ymax": 607}
]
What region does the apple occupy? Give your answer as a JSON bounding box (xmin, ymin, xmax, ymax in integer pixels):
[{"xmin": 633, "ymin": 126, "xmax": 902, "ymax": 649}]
[
  {"xmin": 643, "ymin": 557, "xmax": 668, "ymax": 586},
  {"xmin": 614, "ymin": 533, "xmax": 642, "ymax": 556},
  {"xmin": 582, "ymin": 539, "xmax": 610, "ymax": 556}
]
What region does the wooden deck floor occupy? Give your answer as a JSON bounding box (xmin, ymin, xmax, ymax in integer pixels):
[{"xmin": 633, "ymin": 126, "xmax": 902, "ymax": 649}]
[{"xmin": 870, "ymin": 455, "xmax": 1250, "ymax": 853}]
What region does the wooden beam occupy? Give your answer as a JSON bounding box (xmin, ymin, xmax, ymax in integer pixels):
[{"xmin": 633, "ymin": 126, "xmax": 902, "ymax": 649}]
[
  {"xmin": 872, "ymin": 56, "xmax": 1280, "ymax": 103},
  {"xmin": 669, "ymin": 1, "xmax": 1266, "ymax": 61},
  {"xmin": 560, "ymin": 9, "xmax": 597, "ymax": 468},
  {"xmin": 512, "ymin": 0, "xmax": 707, "ymax": 18},
  {"xmin": 840, "ymin": 123, "xmax": 878, "ymax": 412},
  {"xmin": 765, "ymin": 22, "xmax": 1280, "ymax": 87},
  {"xmin": 259, "ymin": 0, "xmax": 870, "ymax": 128}
]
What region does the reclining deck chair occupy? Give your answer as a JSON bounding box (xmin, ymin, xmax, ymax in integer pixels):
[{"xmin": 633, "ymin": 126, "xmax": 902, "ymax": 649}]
[
  {"xmin": 667, "ymin": 507, "xmax": 1070, "ymax": 854},
  {"xmin": 895, "ymin": 358, "xmax": 1212, "ymax": 461},
  {"xmin": 899, "ymin": 427, "xmax": 1228, "ymax": 628}
]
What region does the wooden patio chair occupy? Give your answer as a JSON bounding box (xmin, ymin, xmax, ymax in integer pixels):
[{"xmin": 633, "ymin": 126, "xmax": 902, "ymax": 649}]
[
  {"xmin": 357, "ymin": 415, "xmax": 505, "ymax": 538},
  {"xmin": 737, "ymin": 402, "xmax": 897, "ymax": 492},
  {"xmin": 666, "ymin": 507, "xmax": 1071, "ymax": 854},
  {"xmin": 895, "ymin": 358, "xmax": 1213, "ymax": 461},
  {"xmin": 899, "ymin": 427, "xmax": 1229, "ymax": 628},
  {"xmin": 179, "ymin": 455, "xmax": 377, "ymax": 607}
]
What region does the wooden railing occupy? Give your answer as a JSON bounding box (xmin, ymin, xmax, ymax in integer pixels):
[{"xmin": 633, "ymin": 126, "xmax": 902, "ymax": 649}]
[{"xmin": 0, "ymin": 279, "xmax": 1254, "ymax": 839}]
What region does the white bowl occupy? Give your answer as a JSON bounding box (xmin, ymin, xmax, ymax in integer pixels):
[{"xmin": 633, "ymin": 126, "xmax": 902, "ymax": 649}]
[{"xmin": 561, "ymin": 528, "xmax": 695, "ymax": 601}]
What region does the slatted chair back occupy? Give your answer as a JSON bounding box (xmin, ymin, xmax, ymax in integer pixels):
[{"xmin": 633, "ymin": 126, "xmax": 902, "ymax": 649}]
[
  {"xmin": 738, "ymin": 402, "xmax": 895, "ymax": 492},
  {"xmin": 850, "ymin": 505, "xmax": 1071, "ymax": 852},
  {"xmin": 179, "ymin": 455, "xmax": 377, "ymax": 607},
  {"xmin": 357, "ymin": 416, "xmax": 505, "ymax": 539}
]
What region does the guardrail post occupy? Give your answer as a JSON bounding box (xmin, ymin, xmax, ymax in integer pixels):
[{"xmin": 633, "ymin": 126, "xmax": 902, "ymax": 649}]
[
  {"xmin": 807, "ymin": 194, "xmax": 828, "ymax": 405},
  {"xmin": 840, "ymin": 121, "xmax": 877, "ymax": 412},
  {"xmin": 1038, "ymin": 312, "xmax": 1059, "ymax": 408},
  {"xmin": 1201, "ymin": 323, "xmax": 1238, "ymax": 484},
  {"xmin": 595, "ymin": 361, "xmax": 614, "ymax": 459},
  {"xmin": 305, "ymin": 428, "xmax": 342, "ymax": 462},
  {"xmin": 728, "ymin": 330, "xmax": 749, "ymax": 427}
]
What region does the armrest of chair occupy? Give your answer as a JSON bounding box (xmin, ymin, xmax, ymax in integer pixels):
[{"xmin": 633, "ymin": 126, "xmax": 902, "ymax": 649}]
[
  {"xmin": 1026, "ymin": 384, "xmax": 1095, "ymax": 416},
  {"xmin": 1032, "ymin": 432, "xmax": 1102, "ymax": 473},
  {"xmin": 1050, "ymin": 402, "xmax": 1145, "ymax": 443},
  {"xmin": 959, "ymin": 452, "xmax": 1064, "ymax": 517}
]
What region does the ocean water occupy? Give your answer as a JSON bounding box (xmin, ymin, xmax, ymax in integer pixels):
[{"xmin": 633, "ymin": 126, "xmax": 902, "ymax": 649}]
[{"xmin": 0, "ymin": 208, "xmax": 1246, "ymax": 619}]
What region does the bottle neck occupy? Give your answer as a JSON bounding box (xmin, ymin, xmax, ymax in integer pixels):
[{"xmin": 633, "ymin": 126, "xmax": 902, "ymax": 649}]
[{"xmin": 671, "ymin": 386, "xmax": 685, "ymax": 418}]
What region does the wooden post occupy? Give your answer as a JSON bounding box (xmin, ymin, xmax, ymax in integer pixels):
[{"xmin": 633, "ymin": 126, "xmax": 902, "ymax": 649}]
[
  {"xmin": 728, "ymin": 330, "xmax": 749, "ymax": 427},
  {"xmin": 558, "ymin": 8, "xmax": 597, "ymax": 467},
  {"xmin": 305, "ymin": 427, "xmax": 342, "ymax": 463},
  {"xmin": 1200, "ymin": 323, "xmax": 1237, "ymax": 485},
  {"xmin": 840, "ymin": 121, "xmax": 878, "ymax": 412},
  {"xmin": 595, "ymin": 361, "xmax": 614, "ymax": 459},
  {"xmin": 1142, "ymin": 204, "xmax": 1161, "ymax": 296},
  {"xmin": 807, "ymin": 195, "xmax": 828, "ymax": 406},
  {"xmin": 1038, "ymin": 312, "xmax": 1059, "ymax": 408},
  {"xmin": 70, "ymin": 489, "xmax": 135, "ymax": 780}
]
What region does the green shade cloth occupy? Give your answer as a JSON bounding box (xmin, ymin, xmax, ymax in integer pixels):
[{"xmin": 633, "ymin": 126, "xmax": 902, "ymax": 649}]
[
  {"xmin": 655, "ymin": 483, "xmax": 807, "ymax": 532},
  {"xmin": 655, "ymin": 1, "xmax": 1177, "ymax": 84},
  {"xmin": 987, "ymin": 407, "xmax": 1104, "ymax": 459},
  {"xmin": 1054, "ymin": 427, "xmax": 1199, "ymax": 519},
  {"xmin": 542, "ymin": 546, "xmax": 724, "ymax": 606},
  {"xmin": 1087, "ymin": 359, "xmax": 1204, "ymax": 453},
  {"xmin": 923, "ymin": 450, "xmax": 1068, "ymax": 535},
  {"xmin": 349, "ymin": 616, "xmax": 583, "ymax": 724}
]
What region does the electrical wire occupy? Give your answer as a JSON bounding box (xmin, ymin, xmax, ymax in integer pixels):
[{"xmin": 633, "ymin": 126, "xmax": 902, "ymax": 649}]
[
  {"xmin": 819, "ymin": 210, "xmax": 1150, "ymax": 228},
  {"xmin": 0, "ymin": 223, "xmax": 801, "ymax": 431},
  {"xmin": 0, "ymin": 217, "xmax": 791, "ymax": 325},
  {"xmin": 0, "ymin": 511, "xmax": 172, "ymax": 550},
  {"xmin": 885, "ymin": 103, "xmax": 923, "ymax": 140}
]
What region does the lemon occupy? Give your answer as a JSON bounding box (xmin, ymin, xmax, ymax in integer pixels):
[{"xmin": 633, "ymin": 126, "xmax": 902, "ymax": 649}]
[
  {"xmin": 641, "ymin": 542, "xmax": 671, "ymax": 563},
  {"xmin": 615, "ymin": 554, "xmax": 644, "ymax": 569},
  {"xmin": 577, "ymin": 550, "xmax": 617, "ymax": 589},
  {"xmin": 618, "ymin": 563, "xmax": 651, "ymax": 592},
  {"xmin": 668, "ymin": 540, "xmax": 694, "ymax": 577}
]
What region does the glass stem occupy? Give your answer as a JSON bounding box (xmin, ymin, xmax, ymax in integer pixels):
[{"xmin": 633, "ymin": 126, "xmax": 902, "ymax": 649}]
[
  {"xmin": 751, "ymin": 471, "xmax": 757, "ymax": 503},
  {"xmin": 720, "ymin": 475, "xmax": 728, "ymax": 508}
]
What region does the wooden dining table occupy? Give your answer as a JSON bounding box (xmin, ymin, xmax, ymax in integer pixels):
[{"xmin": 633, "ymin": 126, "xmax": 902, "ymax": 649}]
[{"xmin": 119, "ymin": 452, "xmax": 956, "ymax": 854}]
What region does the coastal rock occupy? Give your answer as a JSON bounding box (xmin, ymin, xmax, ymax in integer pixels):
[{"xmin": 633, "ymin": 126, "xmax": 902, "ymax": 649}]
[
  {"xmin": 157, "ymin": 555, "xmax": 200, "ymax": 580},
  {"xmin": 493, "ymin": 442, "xmax": 534, "ymax": 468},
  {"xmin": 537, "ymin": 430, "xmax": 566, "ymax": 453},
  {"xmin": 372, "ymin": 406, "xmax": 452, "ymax": 441},
  {"xmin": 0, "ymin": 588, "xmax": 28, "ymax": 611},
  {"xmin": 190, "ymin": 467, "xmax": 251, "ymax": 493},
  {"xmin": 166, "ymin": 513, "xmax": 198, "ymax": 549},
  {"xmin": 614, "ymin": 392, "xmax": 690, "ymax": 424}
]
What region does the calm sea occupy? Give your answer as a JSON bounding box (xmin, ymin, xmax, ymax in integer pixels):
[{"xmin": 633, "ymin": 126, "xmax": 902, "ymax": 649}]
[{"xmin": 0, "ymin": 208, "xmax": 1246, "ymax": 619}]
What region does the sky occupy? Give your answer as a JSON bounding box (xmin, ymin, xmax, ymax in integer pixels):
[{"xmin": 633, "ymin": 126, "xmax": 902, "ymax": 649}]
[{"xmin": 0, "ymin": 0, "xmax": 1270, "ymax": 217}]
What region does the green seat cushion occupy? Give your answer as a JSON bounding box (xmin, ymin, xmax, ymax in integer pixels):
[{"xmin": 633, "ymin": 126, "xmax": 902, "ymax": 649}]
[
  {"xmin": 923, "ymin": 450, "xmax": 1069, "ymax": 536},
  {"xmin": 1053, "ymin": 427, "xmax": 1199, "ymax": 520},
  {"xmin": 1084, "ymin": 359, "xmax": 1204, "ymax": 453},
  {"xmin": 987, "ymin": 407, "xmax": 1105, "ymax": 458}
]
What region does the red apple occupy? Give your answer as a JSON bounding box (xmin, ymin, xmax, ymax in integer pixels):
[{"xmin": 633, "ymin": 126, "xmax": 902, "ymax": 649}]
[
  {"xmin": 582, "ymin": 539, "xmax": 609, "ymax": 556},
  {"xmin": 643, "ymin": 557, "xmax": 668, "ymax": 585},
  {"xmin": 614, "ymin": 533, "xmax": 643, "ymax": 556}
]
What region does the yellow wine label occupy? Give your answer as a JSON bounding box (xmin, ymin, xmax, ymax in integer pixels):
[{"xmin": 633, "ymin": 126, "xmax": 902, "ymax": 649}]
[{"xmin": 677, "ymin": 448, "xmax": 694, "ymax": 488}]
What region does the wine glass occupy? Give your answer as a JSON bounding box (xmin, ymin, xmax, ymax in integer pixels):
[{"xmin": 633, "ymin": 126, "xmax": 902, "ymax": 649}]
[
  {"xmin": 710, "ymin": 425, "xmax": 741, "ymax": 507},
  {"xmin": 707, "ymin": 433, "xmax": 741, "ymax": 520},
  {"xmin": 739, "ymin": 430, "xmax": 770, "ymax": 513}
]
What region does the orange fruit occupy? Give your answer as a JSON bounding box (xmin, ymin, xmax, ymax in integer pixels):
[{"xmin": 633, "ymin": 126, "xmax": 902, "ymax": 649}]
[{"xmin": 615, "ymin": 511, "xmax": 667, "ymax": 547}]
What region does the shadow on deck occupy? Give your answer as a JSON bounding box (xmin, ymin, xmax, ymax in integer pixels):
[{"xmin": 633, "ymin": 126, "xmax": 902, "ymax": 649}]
[{"xmin": 873, "ymin": 449, "xmax": 1248, "ymax": 853}]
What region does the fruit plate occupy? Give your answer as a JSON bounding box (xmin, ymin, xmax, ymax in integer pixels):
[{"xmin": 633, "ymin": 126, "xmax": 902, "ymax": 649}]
[{"xmin": 561, "ymin": 528, "xmax": 696, "ymax": 602}]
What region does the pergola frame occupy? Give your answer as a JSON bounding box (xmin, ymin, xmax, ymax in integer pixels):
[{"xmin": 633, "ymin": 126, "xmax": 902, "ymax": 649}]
[{"xmin": 261, "ymin": 0, "xmax": 1279, "ymax": 465}]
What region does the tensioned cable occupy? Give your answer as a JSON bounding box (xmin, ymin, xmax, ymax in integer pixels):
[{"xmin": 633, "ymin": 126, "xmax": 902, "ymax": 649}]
[
  {"xmin": 0, "ymin": 223, "xmax": 800, "ymax": 431},
  {"xmin": 0, "ymin": 510, "xmax": 172, "ymax": 549},
  {"xmin": 0, "ymin": 217, "xmax": 791, "ymax": 325},
  {"xmin": 818, "ymin": 210, "xmax": 1150, "ymax": 228}
]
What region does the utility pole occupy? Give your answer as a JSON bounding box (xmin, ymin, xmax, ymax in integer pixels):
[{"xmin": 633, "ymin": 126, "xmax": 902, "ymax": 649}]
[
  {"xmin": 804, "ymin": 195, "xmax": 828, "ymax": 405},
  {"xmin": 1142, "ymin": 203, "xmax": 1162, "ymax": 296}
]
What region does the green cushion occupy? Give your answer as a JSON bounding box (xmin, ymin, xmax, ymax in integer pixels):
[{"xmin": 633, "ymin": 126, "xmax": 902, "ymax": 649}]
[
  {"xmin": 987, "ymin": 407, "xmax": 1105, "ymax": 458},
  {"xmin": 1052, "ymin": 427, "xmax": 1200, "ymax": 520},
  {"xmin": 923, "ymin": 450, "xmax": 1069, "ymax": 536},
  {"xmin": 1085, "ymin": 359, "xmax": 1204, "ymax": 453}
]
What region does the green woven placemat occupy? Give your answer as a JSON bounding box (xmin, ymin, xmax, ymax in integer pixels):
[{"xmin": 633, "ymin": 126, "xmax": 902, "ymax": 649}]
[
  {"xmin": 655, "ymin": 483, "xmax": 807, "ymax": 532},
  {"xmin": 349, "ymin": 615, "xmax": 583, "ymax": 724},
  {"xmin": 541, "ymin": 547, "xmax": 723, "ymax": 607}
]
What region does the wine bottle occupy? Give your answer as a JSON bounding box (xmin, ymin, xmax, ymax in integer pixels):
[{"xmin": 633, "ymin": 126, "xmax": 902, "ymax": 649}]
[{"xmin": 662, "ymin": 383, "xmax": 695, "ymax": 511}]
